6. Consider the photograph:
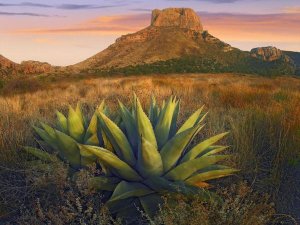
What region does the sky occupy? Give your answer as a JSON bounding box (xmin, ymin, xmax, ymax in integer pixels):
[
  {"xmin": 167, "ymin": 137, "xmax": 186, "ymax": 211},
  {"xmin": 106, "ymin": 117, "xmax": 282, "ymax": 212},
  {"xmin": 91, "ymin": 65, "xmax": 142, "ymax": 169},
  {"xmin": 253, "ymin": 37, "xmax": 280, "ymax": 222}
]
[{"xmin": 0, "ymin": 0, "xmax": 299, "ymax": 66}]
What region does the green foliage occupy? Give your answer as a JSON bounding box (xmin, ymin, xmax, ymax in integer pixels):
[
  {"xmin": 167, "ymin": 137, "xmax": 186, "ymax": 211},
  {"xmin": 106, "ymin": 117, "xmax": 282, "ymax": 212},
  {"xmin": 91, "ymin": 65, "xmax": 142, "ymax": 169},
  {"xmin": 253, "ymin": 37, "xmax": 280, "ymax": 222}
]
[
  {"xmin": 95, "ymin": 51, "xmax": 296, "ymax": 76},
  {"xmin": 27, "ymin": 95, "xmax": 237, "ymax": 218}
]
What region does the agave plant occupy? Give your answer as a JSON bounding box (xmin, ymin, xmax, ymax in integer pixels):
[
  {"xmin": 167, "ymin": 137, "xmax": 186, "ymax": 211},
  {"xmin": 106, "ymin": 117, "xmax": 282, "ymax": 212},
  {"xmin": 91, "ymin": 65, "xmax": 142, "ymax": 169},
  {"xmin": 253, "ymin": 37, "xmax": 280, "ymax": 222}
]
[
  {"xmin": 26, "ymin": 95, "xmax": 238, "ymax": 218},
  {"xmin": 26, "ymin": 101, "xmax": 110, "ymax": 169}
]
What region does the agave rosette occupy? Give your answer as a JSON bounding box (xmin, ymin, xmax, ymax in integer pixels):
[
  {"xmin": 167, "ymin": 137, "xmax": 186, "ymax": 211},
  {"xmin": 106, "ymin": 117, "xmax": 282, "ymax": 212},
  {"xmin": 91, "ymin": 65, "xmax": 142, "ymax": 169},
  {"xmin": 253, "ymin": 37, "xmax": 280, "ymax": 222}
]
[
  {"xmin": 25, "ymin": 101, "xmax": 111, "ymax": 169},
  {"xmin": 26, "ymin": 95, "xmax": 238, "ymax": 217}
]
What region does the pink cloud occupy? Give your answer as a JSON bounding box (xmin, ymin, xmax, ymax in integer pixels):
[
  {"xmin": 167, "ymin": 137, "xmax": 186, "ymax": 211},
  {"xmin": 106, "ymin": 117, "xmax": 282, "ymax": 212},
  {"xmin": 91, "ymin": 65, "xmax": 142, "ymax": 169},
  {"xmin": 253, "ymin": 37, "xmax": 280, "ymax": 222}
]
[{"xmin": 12, "ymin": 12, "xmax": 300, "ymax": 43}]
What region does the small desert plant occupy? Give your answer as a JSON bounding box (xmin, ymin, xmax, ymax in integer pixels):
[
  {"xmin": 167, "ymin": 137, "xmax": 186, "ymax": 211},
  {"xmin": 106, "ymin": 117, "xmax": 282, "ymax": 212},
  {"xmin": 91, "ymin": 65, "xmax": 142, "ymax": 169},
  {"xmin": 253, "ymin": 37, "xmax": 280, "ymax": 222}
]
[
  {"xmin": 151, "ymin": 182, "xmax": 275, "ymax": 225},
  {"xmin": 25, "ymin": 94, "xmax": 238, "ymax": 219}
]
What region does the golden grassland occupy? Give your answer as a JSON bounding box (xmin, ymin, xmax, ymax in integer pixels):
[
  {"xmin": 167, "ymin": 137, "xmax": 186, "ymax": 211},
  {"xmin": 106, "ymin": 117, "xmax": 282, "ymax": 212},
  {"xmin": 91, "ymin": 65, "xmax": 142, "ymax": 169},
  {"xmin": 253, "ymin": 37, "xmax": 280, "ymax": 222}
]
[{"xmin": 0, "ymin": 73, "xmax": 300, "ymax": 223}]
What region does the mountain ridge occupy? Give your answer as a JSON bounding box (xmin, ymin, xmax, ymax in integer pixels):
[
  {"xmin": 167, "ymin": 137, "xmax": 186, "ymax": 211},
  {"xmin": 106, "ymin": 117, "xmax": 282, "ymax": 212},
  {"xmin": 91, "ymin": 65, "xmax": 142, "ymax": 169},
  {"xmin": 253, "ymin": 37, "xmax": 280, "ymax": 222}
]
[{"xmin": 1, "ymin": 8, "xmax": 300, "ymax": 77}]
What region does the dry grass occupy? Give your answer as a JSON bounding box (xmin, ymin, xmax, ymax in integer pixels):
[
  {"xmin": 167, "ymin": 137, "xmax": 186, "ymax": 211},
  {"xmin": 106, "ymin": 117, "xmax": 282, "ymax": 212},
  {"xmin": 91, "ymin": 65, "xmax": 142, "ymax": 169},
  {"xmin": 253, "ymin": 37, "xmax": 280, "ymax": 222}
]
[{"xmin": 0, "ymin": 73, "xmax": 299, "ymax": 223}]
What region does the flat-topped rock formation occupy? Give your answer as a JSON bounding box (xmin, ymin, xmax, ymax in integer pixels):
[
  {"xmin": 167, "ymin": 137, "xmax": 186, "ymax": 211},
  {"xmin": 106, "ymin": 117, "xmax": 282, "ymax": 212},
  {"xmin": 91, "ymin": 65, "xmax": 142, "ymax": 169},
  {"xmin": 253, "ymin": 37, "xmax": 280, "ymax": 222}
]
[{"xmin": 151, "ymin": 8, "xmax": 203, "ymax": 32}]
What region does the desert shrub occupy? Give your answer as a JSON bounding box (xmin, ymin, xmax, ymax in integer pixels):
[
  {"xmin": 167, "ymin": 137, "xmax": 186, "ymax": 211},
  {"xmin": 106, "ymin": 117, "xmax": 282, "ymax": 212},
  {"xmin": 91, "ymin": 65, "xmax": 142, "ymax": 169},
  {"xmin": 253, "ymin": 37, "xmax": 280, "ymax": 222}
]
[
  {"xmin": 0, "ymin": 79, "xmax": 4, "ymax": 89},
  {"xmin": 151, "ymin": 182, "xmax": 275, "ymax": 225},
  {"xmin": 1, "ymin": 78, "xmax": 43, "ymax": 95}
]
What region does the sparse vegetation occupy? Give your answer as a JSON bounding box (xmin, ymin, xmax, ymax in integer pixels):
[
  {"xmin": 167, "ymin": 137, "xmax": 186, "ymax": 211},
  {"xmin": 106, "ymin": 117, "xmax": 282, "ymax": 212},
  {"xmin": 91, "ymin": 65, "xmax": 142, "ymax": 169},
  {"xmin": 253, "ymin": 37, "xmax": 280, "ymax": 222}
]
[
  {"xmin": 0, "ymin": 73, "xmax": 299, "ymax": 224},
  {"xmin": 95, "ymin": 54, "xmax": 296, "ymax": 76}
]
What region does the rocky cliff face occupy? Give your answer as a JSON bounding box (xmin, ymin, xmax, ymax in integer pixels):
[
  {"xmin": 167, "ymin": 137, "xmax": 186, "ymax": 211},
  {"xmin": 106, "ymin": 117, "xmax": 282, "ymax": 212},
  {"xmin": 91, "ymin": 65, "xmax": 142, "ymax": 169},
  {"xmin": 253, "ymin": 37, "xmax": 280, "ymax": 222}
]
[
  {"xmin": 250, "ymin": 47, "xmax": 291, "ymax": 62},
  {"xmin": 0, "ymin": 55, "xmax": 18, "ymax": 76},
  {"xmin": 151, "ymin": 8, "xmax": 203, "ymax": 32}
]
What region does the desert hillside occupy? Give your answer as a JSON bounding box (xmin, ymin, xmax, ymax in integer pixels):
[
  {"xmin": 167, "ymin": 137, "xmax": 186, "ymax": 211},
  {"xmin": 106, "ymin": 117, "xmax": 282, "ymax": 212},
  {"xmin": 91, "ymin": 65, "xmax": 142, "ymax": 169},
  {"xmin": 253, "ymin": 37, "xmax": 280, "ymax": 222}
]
[{"xmin": 1, "ymin": 8, "xmax": 299, "ymax": 77}]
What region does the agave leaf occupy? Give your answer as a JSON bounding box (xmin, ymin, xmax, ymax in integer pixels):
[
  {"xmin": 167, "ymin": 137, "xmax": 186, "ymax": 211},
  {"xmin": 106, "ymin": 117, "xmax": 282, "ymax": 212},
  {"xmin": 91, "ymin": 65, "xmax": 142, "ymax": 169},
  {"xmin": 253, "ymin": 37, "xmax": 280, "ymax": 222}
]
[
  {"xmin": 79, "ymin": 145, "xmax": 142, "ymax": 181},
  {"xmin": 137, "ymin": 137, "xmax": 163, "ymax": 178},
  {"xmin": 24, "ymin": 146, "xmax": 57, "ymax": 163},
  {"xmin": 84, "ymin": 114, "xmax": 98, "ymax": 143},
  {"xmin": 165, "ymin": 155, "xmax": 230, "ymax": 181},
  {"xmin": 155, "ymin": 97, "xmax": 178, "ymax": 149},
  {"xmin": 149, "ymin": 95, "xmax": 160, "ymax": 127},
  {"xmin": 98, "ymin": 112, "xmax": 136, "ymax": 166},
  {"xmin": 160, "ymin": 124, "xmax": 204, "ymax": 172},
  {"xmin": 55, "ymin": 130, "xmax": 81, "ymax": 168},
  {"xmin": 76, "ymin": 103, "xmax": 87, "ymax": 128},
  {"xmin": 181, "ymin": 132, "xmax": 229, "ymax": 163},
  {"xmin": 33, "ymin": 126, "xmax": 58, "ymax": 150},
  {"xmin": 67, "ymin": 106, "xmax": 85, "ymax": 142},
  {"xmin": 56, "ymin": 111, "xmax": 68, "ymax": 133},
  {"xmin": 88, "ymin": 176, "xmax": 120, "ymax": 191},
  {"xmin": 97, "ymin": 100, "xmax": 106, "ymax": 112},
  {"xmin": 101, "ymin": 130, "xmax": 113, "ymax": 152},
  {"xmin": 143, "ymin": 176, "xmax": 180, "ymax": 193},
  {"xmin": 136, "ymin": 97, "xmax": 157, "ymax": 149},
  {"xmin": 108, "ymin": 181, "xmax": 154, "ymax": 203},
  {"xmin": 186, "ymin": 168, "xmax": 239, "ymax": 185},
  {"xmin": 85, "ymin": 133, "xmax": 99, "ymax": 146},
  {"xmin": 40, "ymin": 122, "xmax": 56, "ymax": 140},
  {"xmin": 139, "ymin": 194, "xmax": 163, "ymax": 217},
  {"xmin": 199, "ymin": 145, "xmax": 229, "ymax": 157},
  {"xmin": 176, "ymin": 106, "xmax": 205, "ymax": 134},
  {"xmin": 118, "ymin": 100, "xmax": 139, "ymax": 151},
  {"xmin": 169, "ymin": 100, "xmax": 180, "ymax": 139},
  {"xmin": 79, "ymin": 143, "xmax": 97, "ymax": 166}
]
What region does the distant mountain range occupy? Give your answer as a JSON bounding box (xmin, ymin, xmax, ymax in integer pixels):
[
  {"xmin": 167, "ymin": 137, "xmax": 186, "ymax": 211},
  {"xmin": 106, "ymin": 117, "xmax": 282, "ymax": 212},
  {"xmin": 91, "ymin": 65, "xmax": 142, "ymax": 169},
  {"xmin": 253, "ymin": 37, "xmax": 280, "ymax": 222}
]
[{"xmin": 1, "ymin": 8, "xmax": 300, "ymax": 77}]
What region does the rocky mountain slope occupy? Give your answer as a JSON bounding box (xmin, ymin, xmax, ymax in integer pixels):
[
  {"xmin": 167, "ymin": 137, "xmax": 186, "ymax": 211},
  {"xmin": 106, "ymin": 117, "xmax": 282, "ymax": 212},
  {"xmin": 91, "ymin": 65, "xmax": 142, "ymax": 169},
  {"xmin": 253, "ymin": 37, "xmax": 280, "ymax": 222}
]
[
  {"xmin": 73, "ymin": 8, "xmax": 235, "ymax": 71},
  {"xmin": 0, "ymin": 55, "xmax": 54, "ymax": 77},
  {"xmin": 73, "ymin": 8, "xmax": 297, "ymax": 76},
  {"xmin": 1, "ymin": 8, "xmax": 299, "ymax": 77}
]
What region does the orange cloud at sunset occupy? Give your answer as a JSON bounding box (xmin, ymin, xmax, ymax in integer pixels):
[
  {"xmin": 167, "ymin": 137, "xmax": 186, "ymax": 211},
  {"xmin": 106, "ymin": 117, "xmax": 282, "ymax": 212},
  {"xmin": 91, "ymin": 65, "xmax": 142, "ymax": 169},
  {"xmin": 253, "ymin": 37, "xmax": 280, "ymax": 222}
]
[
  {"xmin": 14, "ymin": 11, "xmax": 300, "ymax": 43},
  {"xmin": 201, "ymin": 12, "xmax": 300, "ymax": 42},
  {"xmin": 14, "ymin": 13, "xmax": 150, "ymax": 35}
]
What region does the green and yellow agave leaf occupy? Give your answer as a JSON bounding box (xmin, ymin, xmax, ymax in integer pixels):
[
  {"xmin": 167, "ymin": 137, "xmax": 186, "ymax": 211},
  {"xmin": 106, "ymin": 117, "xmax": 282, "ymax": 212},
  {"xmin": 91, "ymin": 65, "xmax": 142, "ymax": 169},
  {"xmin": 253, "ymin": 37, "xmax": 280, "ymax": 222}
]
[
  {"xmin": 85, "ymin": 133, "xmax": 99, "ymax": 146},
  {"xmin": 101, "ymin": 130, "xmax": 114, "ymax": 152},
  {"xmin": 148, "ymin": 96, "xmax": 160, "ymax": 128},
  {"xmin": 186, "ymin": 167, "xmax": 239, "ymax": 185},
  {"xmin": 155, "ymin": 97, "xmax": 178, "ymax": 148},
  {"xmin": 165, "ymin": 155, "xmax": 230, "ymax": 181},
  {"xmin": 143, "ymin": 176, "xmax": 179, "ymax": 193},
  {"xmin": 108, "ymin": 181, "xmax": 154, "ymax": 203},
  {"xmin": 76, "ymin": 103, "xmax": 87, "ymax": 128},
  {"xmin": 84, "ymin": 114, "xmax": 98, "ymax": 144},
  {"xmin": 136, "ymin": 97, "xmax": 157, "ymax": 149},
  {"xmin": 24, "ymin": 146, "xmax": 57, "ymax": 163},
  {"xmin": 98, "ymin": 112, "xmax": 136, "ymax": 166},
  {"xmin": 88, "ymin": 176, "xmax": 121, "ymax": 191},
  {"xmin": 181, "ymin": 132, "xmax": 229, "ymax": 163},
  {"xmin": 97, "ymin": 100, "xmax": 106, "ymax": 112},
  {"xmin": 118, "ymin": 100, "xmax": 139, "ymax": 151},
  {"xmin": 33, "ymin": 126, "xmax": 58, "ymax": 150},
  {"xmin": 169, "ymin": 100, "xmax": 180, "ymax": 139},
  {"xmin": 55, "ymin": 130, "xmax": 81, "ymax": 168},
  {"xmin": 160, "ymin": 124, "xmax": 204, "ymax": 172},
  {"xmin": 40, "ymin": 122, "xmax": 57, "ymax": 140},
  {"xmin": 79, "ymin": 145, "xmax": 142, "ymax": 181},
  {"xmin": 139, "ymin": 193, "xmax": 163, "ymax": 217},
  {"xmin": 199, "ymin": 145, "xmax": 229, "ymax": 157},
  {"xmin": 67, "ymin": 106, "xmax": 85, "ymax": 142},
  {"xmin": 56, "ymin": 111, "xmax": 68, "ymax": 133},
  {"xmin": 137, "ymin": 137, "xmax": 163, "ymax": 178},
  {"xmin": 177, "ymin": 106, "xmax": 205, "ymax": 134},
  {"xmin": 79, "ymin": 143, "xmax": 97, "ymax": 166}
]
